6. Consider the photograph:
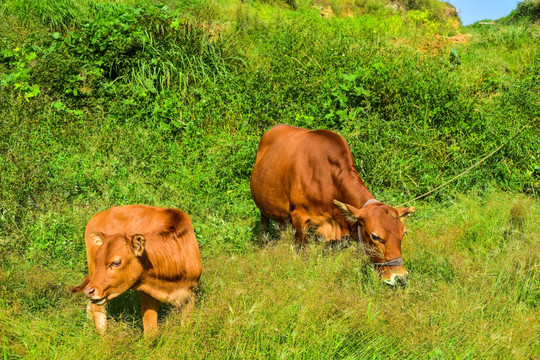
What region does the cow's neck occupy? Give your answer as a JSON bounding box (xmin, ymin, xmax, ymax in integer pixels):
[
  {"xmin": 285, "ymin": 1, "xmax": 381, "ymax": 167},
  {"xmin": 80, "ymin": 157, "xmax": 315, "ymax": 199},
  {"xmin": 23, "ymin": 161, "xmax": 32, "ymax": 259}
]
[{"xmin": 338, "ymin": 170, "xmax": 374, "ymax": 208}]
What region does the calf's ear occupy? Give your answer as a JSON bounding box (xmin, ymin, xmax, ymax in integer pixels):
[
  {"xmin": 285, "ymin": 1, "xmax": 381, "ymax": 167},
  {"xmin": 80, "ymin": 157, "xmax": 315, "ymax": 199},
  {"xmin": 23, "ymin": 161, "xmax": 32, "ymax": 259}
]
[
  {"xmin": 397, "ymin": 206, "xmax": 417, "ymax": 219},
  {"xmin": 89, "ymin": 232, "xmax": 105, "ymax": 246},
  {"xmin": 334, "ymin": 200, "xmax": 361, "ymax": 222},
  {"xmin": 131, "ymin": 234, "xmax": 146, "ymax": 257}
]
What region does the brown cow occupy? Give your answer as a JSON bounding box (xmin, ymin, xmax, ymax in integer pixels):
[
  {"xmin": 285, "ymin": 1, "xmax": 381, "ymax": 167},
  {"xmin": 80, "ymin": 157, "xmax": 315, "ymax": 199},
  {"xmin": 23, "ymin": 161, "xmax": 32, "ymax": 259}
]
[
  {"xmin": 71, "ymin": 205, "xmax": 202, "ymax": 334},
  {"xmin": 250, "ymin": 124, "xmax": 416, "ymax": 286}
]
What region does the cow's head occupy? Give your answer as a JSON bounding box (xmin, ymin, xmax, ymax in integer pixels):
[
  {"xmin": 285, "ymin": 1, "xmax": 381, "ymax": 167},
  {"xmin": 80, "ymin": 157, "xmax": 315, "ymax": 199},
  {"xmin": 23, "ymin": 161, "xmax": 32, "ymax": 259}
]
[
  {"xmin": 80, "ymin": 233, "xmax": 146, "ymax": 305},
  {"xmin": 334, "ymin": 199, "xmax": 416, "ymax": 286}
]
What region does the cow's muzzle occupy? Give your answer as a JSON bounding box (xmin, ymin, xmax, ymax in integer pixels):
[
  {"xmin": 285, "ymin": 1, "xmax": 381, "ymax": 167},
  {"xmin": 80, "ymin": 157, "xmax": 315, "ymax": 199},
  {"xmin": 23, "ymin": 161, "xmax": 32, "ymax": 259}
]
[
  {"xmin": 373, "ymin": 258, "xmax": 408, "ymax": 287},
  {"xmin": 89, "ymin": 298, "xmax": 107, "ymax": 305},
  {"xmin": 84, "ymin": 287, "xmax": 107, "ymax": 305},
  {"xmin": 383, "ymin": 272, "xmax": 409, "ymax": 287}
]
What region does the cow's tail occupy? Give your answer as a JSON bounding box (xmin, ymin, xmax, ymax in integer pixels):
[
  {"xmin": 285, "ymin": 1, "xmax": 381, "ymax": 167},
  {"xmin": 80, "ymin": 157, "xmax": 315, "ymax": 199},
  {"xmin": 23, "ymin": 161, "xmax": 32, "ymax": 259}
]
[{"xmin": 71, "ymin": 276, "xmax": 90, "ymax": 293}]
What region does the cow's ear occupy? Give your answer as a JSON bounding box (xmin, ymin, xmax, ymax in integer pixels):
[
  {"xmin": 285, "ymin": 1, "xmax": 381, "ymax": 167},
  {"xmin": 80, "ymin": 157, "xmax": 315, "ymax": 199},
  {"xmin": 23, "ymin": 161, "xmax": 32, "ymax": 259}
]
[
  {"xmin": 397, "ymin": 206, "xmax": 417, "ymax": 220},
  {"xmin": 131, "ymin": 234, "xmax": 146, "ymax": 257},
  {"xmin": 90, "ymin": 232, "xmax": 104, "ymax": 246},
  {"xmin": 334, "ymin": 200, "xmax": 360, "ymax": 222}
]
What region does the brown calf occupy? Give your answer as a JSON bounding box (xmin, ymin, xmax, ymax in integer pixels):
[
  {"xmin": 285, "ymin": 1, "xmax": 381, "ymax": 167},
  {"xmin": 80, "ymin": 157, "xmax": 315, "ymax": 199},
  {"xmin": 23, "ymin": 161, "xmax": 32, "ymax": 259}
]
[{"xmin": 71, "ymin": 205, "xmax": 202, "ymax": 334}]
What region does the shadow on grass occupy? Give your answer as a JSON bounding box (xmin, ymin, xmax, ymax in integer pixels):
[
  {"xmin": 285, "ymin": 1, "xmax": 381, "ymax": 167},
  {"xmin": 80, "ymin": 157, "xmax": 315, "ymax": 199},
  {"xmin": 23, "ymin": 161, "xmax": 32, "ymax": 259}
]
[
  {"xmin": 105, "ymin": 290, "xmax": 180, "ymax": 332},
  {"xmin": 250, "ymin": 216, "xmax": 365, "ymax": 254},
  {"xmin": 248, "ymin": 217, "xmax": 286, "ymax": 247}
]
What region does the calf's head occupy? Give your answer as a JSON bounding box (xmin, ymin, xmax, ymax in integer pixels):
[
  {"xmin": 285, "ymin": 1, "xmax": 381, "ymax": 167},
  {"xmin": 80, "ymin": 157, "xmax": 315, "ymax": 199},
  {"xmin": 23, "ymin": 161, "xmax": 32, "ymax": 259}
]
[
  {"xmin": 77, "ymin": 233, "xmax": 147, "ymax": 305},
  {"xmin": 334, "ymin": 200, "xmax": 416, "ymax": 286}
]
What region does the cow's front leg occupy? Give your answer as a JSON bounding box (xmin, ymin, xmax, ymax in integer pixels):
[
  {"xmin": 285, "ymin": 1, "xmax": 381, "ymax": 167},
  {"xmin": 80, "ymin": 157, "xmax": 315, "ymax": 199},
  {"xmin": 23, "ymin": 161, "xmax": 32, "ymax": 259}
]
[
  {"xmin": 316, "ymin": 220, "xmax": 343, "ymax": 241},
  {"xmin": 291, "ymin": 210, "xmax": 309, "ymax": 247},
  {"xmin": 88, "ymin": 302, "xmax": 107, "ymax": 335},
  {"xmin": 140, "ymin": 291, "xmax": 160, "ymax": 335}
]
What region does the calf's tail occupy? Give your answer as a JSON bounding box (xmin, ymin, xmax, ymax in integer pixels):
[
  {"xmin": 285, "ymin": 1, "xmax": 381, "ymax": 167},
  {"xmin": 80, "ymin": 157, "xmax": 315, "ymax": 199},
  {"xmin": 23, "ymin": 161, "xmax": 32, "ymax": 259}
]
[{"xmin": 71, "ymin": 276, "xmax": 90, "ymax": 293}]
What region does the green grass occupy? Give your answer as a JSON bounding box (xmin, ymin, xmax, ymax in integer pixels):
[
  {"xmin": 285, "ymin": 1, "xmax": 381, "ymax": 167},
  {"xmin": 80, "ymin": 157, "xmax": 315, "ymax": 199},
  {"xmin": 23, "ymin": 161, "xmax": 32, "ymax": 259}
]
[
  {"xmin": 0, "ymin": 0, "xmax": 539, "ymax": 358},
  {"xmin": 1, "ymin": 192, "xmax": 539, "ymax": 359}
]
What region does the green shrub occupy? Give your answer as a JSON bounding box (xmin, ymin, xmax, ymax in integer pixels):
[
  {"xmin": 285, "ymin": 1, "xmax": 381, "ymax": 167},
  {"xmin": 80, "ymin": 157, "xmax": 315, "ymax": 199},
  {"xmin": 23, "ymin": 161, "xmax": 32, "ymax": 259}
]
[{"xmin": 506, "ymin": 0, "xmax": 540, "ymax": 23}]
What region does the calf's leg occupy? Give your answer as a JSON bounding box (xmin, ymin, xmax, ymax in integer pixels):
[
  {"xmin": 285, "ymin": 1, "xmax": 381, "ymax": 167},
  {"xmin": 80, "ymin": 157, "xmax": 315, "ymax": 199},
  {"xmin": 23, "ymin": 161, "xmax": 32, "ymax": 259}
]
[
  {"xmin": 89, "ymin": 302, "xmax": 107, "ymax": 335},
  {"xmin": 140, "ymin": 292, "xmax": 161, "ymax": 335}
]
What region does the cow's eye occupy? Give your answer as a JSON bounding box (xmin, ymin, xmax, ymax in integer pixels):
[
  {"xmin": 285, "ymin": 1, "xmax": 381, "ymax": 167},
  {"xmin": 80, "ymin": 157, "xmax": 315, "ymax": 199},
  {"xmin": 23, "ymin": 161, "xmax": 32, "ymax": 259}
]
[
  {"xmin": 110, "ymin": 260, "xmax": 122, "ymax": 268},
  {"xmin": 371, "ymin": 233, "xmax": 383, "ymax": 243}
]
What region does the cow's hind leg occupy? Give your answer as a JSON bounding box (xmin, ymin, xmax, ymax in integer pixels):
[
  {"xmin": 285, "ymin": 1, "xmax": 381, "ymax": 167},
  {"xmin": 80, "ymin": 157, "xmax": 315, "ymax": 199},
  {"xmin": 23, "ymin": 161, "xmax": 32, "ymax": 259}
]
[
  {"xmin": 260, "ymin": 213, "xmax": 270, "ymax": 233},
  {"xmin": 140, "ymin": 291, "xmax": 160, "ymax": 335},
  {"xmin": 89, "ymin": 302, "xmax": 107, "ymax": 335}
]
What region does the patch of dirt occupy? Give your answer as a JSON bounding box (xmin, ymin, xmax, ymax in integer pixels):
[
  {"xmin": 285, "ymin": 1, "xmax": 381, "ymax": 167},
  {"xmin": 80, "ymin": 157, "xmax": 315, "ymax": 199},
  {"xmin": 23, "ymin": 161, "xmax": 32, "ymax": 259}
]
[
  {"xmin": 389, "ymin": 33, "xmax": 470, "ymax": 55},
  {"xmin": 200, "ymin": 21, "xmax": 227, "ymax": 41},
  {"xmin": 340, "ymin": 8, "xmax": 355, "ymax": 18},
  {"xmin": 441, "ymin": 2, "xmax": 461, "ymax": 29},
  {"xmin": 416, "ymin": 34, "xmax": 471, "ymax": 54},
  {"xmin": 318, "ymin": 6, "xmax": 335, "ymax": 18},
  {"xmin": 446, "ymin": 34, "xmax": 471, "ymax": 43}
]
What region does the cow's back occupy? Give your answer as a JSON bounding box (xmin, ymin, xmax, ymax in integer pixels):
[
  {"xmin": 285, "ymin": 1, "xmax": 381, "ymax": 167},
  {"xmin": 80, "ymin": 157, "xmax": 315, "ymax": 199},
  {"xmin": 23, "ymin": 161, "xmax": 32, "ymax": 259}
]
[
  {"xmin": 250, "ymin": 124, "xmax": 359, "ymax": 223},
  {"xmin": 85, "ymin": 205, "xmax": 189, "ymax": 237},
  {"xmin": 84, "ymin": 205, "xmax": 201, "ymax": 285},
  {"xmin": 252, "ymin": 124, "xmax": 310, "ymax": 164}
]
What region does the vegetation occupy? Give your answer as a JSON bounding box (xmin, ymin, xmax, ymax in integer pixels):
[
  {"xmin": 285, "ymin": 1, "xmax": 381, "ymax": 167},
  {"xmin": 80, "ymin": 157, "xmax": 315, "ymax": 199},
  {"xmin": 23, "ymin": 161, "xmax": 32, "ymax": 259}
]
[
  {"xmin": 0, "ymin": 0, "xmax": 538, "ymax": 358},
  {"xmin": 503, "ymin": 0, "xmax": 540, "ymax": 23}
]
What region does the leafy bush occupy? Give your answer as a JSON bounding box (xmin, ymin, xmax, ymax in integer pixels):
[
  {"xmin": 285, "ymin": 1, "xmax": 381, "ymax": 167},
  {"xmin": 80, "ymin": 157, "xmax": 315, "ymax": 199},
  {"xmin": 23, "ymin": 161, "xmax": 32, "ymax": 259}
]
[
  {"xmin": 505, "ymin": 0, "xmax": 540, "ymax": 23},
  {"xmin": 64, "ymin": 5, "xmax": 233, "ymax": 89}
]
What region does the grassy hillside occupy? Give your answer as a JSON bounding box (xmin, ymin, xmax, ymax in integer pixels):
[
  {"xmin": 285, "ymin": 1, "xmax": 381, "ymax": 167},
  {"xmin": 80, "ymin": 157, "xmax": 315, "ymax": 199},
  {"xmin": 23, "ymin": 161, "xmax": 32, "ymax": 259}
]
[{"xmin": 0, "ymin": 0, "xmax": 539, "ymax": 358}]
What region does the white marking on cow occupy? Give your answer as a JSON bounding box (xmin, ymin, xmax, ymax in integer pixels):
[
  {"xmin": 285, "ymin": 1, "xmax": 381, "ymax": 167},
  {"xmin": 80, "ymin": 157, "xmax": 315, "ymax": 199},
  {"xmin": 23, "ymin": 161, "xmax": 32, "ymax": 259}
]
[{"xmin": 384, "ymin": 274, "xmax": 398, "ymax": 286}]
